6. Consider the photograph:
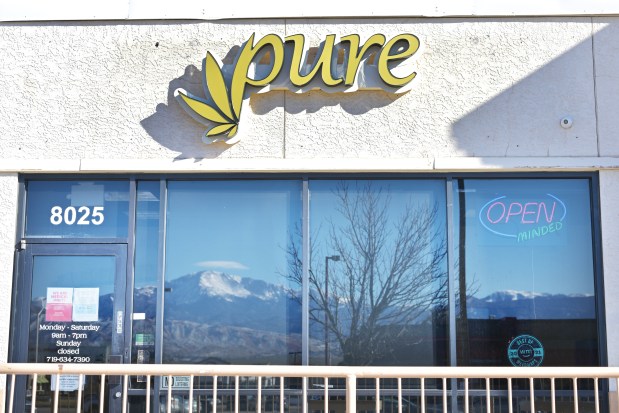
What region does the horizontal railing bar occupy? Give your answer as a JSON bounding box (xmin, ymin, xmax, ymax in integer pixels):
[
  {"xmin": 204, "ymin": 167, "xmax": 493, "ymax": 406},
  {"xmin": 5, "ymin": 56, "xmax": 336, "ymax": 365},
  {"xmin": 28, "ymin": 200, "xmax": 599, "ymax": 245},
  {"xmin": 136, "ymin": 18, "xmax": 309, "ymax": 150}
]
[
  {"xmin": 138, "ymin": 389, "xmax": 478, "ymax": 396},
  {"xmin": 146, "ymin": 386, "xmax": 600, "ymax": 391},
  {"xmin": 3, "ymin": 364, "xmax": 619, "ymax": 379}
]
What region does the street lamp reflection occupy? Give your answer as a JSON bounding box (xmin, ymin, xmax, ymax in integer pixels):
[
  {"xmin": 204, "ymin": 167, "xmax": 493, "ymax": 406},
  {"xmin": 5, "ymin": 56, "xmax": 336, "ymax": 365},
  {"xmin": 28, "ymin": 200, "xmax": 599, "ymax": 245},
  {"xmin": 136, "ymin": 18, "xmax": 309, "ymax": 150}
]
[
  {"xmin": 35, "ymin": 297, "xmax": 46, "ymax": 363},
  {"xmin": 324, "ymin": 255, "xmax": 340, "ymax": 365}
]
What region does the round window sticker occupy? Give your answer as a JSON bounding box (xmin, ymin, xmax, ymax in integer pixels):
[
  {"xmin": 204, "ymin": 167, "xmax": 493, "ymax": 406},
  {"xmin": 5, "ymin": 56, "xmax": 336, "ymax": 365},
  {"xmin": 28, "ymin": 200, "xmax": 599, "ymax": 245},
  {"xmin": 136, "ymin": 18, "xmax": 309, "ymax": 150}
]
[{"xmin": 507, "ymin": 335, "xmax": 544, "ymax": 367}]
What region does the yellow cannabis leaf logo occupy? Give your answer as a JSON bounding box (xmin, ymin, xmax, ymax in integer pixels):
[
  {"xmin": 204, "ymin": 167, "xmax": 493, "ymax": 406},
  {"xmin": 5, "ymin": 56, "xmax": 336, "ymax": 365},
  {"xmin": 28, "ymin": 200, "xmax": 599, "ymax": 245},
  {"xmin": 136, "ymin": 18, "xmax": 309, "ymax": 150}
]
[
  {"xmin": 174, "ymin": 51, "xmax": 240, "ymax": 144},
  {"xmin": 175, "ymin": 32, "xmax": 420, "ymax": 144}
]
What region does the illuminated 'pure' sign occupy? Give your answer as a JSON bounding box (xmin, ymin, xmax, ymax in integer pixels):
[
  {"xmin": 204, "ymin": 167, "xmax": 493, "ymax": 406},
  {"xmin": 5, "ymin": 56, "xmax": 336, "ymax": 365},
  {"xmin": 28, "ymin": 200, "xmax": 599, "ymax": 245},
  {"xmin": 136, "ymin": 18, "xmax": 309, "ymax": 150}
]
[
  {"xmin": 479, "ymin": 194, "xmax": 567, "ymax": 242},
  {"xmin": 174, "ymin": 33, "xmax": 421, "ymax": 144}
]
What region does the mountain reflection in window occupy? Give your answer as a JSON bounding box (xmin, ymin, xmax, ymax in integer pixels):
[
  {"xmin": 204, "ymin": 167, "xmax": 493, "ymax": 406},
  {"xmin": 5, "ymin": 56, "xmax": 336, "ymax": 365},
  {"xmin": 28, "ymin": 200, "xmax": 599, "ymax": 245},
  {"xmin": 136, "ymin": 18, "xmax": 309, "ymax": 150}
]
[
  {"xmin": 303, "ymin": 180, "xmax": 449, "ymax": 366},
  {"xmin": 456, "ymin": 179, "xmax": 599, "ymax": 366},
  {"xmin": 161, "ymin": 181, "xmax": 302, "ymax": 365}
]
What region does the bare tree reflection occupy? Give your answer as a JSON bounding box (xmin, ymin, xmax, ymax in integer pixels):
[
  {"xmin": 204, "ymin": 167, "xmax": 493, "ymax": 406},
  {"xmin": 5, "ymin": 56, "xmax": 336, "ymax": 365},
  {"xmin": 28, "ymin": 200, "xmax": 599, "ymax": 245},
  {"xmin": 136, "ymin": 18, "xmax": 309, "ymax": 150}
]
[{"xmin": 286, "ymin": 181, "xmax": 448, "ymax": 365}]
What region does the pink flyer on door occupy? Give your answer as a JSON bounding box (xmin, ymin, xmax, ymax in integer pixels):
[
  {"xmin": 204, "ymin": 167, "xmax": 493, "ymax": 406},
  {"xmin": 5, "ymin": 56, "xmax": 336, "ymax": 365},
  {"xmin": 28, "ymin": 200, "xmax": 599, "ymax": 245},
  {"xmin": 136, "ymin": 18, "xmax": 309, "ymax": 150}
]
[{"xmin": 45, "ymin": 287, "xmax": 73, "ymax": 322}]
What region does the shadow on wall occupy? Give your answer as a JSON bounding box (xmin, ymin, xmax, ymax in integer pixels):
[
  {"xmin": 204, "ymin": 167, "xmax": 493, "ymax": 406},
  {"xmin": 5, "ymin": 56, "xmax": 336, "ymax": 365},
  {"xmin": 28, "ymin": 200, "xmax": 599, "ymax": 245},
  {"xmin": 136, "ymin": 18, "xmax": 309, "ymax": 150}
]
[
  {"xmin": 141, "ymin": 20, "xmax": 614, "ymax": 160},
  {"xmin": 449, "ymin": 21, "xmax": 613, "ymax": 158},
  {"xmin": 140, "ymin": 41, "xmax": 406, "ymax": 160},
  {"xmin": 251, "ymin": 89, "xmax": 404, "ymax": 116},
  {"xmin": 140, "ymin": 64, "xmax": 230, "ymax": 161}
]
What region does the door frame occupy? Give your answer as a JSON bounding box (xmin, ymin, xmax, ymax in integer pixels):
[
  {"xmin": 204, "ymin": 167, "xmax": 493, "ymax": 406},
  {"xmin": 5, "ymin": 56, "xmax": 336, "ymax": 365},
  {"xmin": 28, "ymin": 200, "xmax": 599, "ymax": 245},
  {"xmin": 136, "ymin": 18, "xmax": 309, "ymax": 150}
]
[{"xmin": 11, "ymin": 241, "xmax": 130, "ymax": 412}]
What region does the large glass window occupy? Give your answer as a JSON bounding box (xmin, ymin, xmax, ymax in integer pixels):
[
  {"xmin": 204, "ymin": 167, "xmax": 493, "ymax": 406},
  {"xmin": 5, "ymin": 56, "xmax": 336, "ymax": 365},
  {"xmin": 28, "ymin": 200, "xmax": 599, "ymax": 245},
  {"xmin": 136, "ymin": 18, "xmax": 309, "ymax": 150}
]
[
  {"xmin": 162, "ymin": 180, "xmax": 303, "ymax": 364},
  {"xmin": 455, "ymin": 178, "xmax": 599, "ymax": 366},
  {"xmin": 17, "ymin": 175, "xmax": 604, "ymax": 372},
  {"xmin": 307, "ymin": 180, "xmax": 449, "ymax": 366}
]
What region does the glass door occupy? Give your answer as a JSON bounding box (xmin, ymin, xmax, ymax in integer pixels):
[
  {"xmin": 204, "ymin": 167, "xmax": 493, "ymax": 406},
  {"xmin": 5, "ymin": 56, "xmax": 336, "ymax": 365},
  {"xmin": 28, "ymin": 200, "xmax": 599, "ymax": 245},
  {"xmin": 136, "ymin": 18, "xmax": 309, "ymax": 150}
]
[{"xmin": 14, "ymin": 243, "xmax": 128, "ymax": 413}]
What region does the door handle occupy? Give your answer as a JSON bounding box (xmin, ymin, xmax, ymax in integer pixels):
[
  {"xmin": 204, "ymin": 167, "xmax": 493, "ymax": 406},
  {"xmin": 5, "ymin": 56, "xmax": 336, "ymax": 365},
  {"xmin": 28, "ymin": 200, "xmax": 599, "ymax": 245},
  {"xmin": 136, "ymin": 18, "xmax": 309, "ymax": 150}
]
[{"xmin": 107, "ymin": 355, "xmax": 123, "ymax": 364}]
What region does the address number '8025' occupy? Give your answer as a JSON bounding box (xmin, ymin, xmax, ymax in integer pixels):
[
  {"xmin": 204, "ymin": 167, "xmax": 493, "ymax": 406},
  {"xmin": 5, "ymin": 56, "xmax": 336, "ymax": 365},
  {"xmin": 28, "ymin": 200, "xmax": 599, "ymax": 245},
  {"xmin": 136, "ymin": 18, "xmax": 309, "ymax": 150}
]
[{"xmin": 50, "ymin": 206, "xmax": 105, "ymax": 225}]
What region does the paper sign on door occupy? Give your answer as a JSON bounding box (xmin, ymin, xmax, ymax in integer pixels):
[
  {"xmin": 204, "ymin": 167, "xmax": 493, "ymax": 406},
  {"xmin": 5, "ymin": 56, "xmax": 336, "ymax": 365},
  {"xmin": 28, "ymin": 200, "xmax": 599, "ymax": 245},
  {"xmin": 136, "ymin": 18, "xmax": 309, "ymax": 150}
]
[
  {"xmin": 45, "ymin": 287, "xmax": 99, "ymax": 322},
  {"xmin": 72, "ymin": 288, "xmax": 99, "ymax": 321},
  {"xmin": 46, "ymin": 288, "xmax": 73, "ymax": 322},
  {"xmin": 51, "ymin": 374, "xmax": 85, "ymax": 392}
]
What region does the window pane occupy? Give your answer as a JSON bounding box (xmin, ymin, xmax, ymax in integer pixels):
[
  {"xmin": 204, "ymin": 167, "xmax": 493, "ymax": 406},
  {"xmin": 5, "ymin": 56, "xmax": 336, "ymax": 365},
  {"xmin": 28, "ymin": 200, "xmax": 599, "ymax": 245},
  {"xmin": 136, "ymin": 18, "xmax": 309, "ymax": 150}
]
[
  {"xmin": 131, "ymin": 181, "xmax": 160, "ymax": 376},
  {"xmin": 308, "ymin": 180, "xmax": 448, "ymax": 366},
  {"xmin": 163, "ymin": 180, "xmax": 302, "ymax": 364},
  {"xmin": 26, "ymin": 180, "xmax": 129, "ymax": 238},
  {"xmin": 29, "ymin": 255, "xmax": 116, "ymax": 363},
  {"xmin": 455, "ymin": 178, "xmax": 598, "ymax": 366}
]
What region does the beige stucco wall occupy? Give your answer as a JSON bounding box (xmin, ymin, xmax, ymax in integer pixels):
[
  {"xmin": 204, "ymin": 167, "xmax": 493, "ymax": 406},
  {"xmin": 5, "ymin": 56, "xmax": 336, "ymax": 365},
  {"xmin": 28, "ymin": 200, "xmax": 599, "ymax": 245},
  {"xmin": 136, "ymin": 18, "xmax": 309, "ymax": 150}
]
[
  {"xmin": 0, "ymin": 174, "xmax": 18, "ymax": 361},
  {"xmin": 594, "ymin": 18, "xmax": 619, "ymax": 156},
  {"xmin": 0, "ymin": 17, "xmax": 615, "ymax": 162},
  {"xmin": 0, "ymin": 174, "xmax": 19, "ymax": 410}
]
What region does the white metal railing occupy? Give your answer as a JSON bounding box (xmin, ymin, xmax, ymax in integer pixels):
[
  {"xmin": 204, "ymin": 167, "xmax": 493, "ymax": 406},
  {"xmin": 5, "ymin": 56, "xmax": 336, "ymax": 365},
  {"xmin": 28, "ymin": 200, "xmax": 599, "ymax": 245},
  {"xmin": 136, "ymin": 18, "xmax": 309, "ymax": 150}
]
[{"xmin": 2, "ymin": 364, "xmax": 619, "ymax": 413}]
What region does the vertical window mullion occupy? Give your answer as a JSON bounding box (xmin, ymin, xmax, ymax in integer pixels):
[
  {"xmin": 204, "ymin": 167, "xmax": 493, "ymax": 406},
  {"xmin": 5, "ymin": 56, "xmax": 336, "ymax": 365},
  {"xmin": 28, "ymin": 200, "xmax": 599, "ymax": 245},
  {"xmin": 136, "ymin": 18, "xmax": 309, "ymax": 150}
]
[
  {"xmin": 153, "ymin": 178, "xmax": 167, "ymax": 413},
  {"xmin": 155, "ymin": 178, "xmax": 167, "ymax": 365},
  {"xmin": 446, "ymin": 178, "xmax": 457, "ymax": 367},
  {"xmin": 302, "ymin": 178, "xmax": 310, "ymax": 366},
  {"xmin": 125, "ymin": 177, "xmax": 137, "ymax": 364}
]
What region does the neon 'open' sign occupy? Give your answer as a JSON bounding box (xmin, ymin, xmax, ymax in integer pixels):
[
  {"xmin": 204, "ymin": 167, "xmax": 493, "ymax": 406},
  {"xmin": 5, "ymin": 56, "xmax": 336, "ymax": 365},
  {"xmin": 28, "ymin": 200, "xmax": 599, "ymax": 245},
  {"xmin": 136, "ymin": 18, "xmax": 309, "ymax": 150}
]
[{"xmin": 479, "ymin": 194, "xmax": 566, "ymax": 242}]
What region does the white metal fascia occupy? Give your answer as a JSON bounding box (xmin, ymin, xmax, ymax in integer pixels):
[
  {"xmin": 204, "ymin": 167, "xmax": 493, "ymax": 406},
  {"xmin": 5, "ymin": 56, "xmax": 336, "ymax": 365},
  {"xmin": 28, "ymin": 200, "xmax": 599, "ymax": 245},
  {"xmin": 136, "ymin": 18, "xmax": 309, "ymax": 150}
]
[
  {"xmin": 1, "ymin": 0, "xmax": 619, "ymax": 22},
  {"xmin": 4, "ymin": 157, "xmax": 619, "ymax": 174}
]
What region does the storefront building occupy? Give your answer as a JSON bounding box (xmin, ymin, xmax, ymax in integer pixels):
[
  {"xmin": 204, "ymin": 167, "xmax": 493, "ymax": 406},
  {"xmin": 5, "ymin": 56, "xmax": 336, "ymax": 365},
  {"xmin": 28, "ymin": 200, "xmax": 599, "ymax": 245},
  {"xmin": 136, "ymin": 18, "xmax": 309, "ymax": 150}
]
[{"xmin": 2, "ymin": 1, "xmax": 619, "ymax": 412}]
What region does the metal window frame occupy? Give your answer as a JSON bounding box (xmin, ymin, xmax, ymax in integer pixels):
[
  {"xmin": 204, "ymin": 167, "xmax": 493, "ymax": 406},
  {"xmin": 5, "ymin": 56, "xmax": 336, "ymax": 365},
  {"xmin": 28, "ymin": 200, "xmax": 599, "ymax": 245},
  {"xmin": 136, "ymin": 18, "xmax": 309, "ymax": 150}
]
[{"xmin": 9, "ymin": 171, "xmax": 607, "ymax": 409}]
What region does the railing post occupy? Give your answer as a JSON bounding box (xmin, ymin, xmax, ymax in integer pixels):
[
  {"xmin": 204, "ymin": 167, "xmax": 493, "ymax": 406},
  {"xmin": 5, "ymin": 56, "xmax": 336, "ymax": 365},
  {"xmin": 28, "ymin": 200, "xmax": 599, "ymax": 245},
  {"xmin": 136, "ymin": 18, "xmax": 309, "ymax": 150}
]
[
  {"xmin": 122, "ymin": 375, "xmax": 128, "ymax": 413},
  {"xmin": 235, "ymin": 376, "xmax": 240, "ymax": 413},
  {"xmin": 573, "ymin": 378, "xmax": 579, "ymax": 413},
  {"xmin": 551, "ymin": 378, "xmax": 556, "ymax": 413},
  {"xmin": 398, "ymin": 377, "xmax": 403, "ymax": 413},
  {"xmin": 146, "ymin": 375, "xmax": 151, "ymax": 413},
  {"xmin": 594, "ymin": 377, "xmax": 599, "ymax": 413},
  {"xmin": 31, "ymin": 373, "xmax": 37, "ymax": 413},
  {"xmin": 213, "ymin": 375, "xmax": 219, "ymax": 413},
  {"xmin": 346, "ymin": 374, "xmax": 356, "ymax": 413},
  {"xmin": 99, "ymin": 374, "xmax": 106, "ymax": 413},
  {"xmin": 464, "ymin": 378, "xmax": 469, "ymax": 413},
  {"xmin": 529, "ymin": 377, "xmax": 535, "ymax": 413},
  {"xmin": 53, "ymin": 373, "xmax": 59, "ymax": 413},
  {"xmin": 376, "ymin": 378, "xmax": 381, "ymax": 413},
  {"xmin": 302, "ymin": 376, "xmax": 307, "ymax": 413},
  {"xmin": 324, "ymin": 377, "xmax": 329, "ymax": 413},
  {"xmin": 485, "ymin": 377, "xmax": 490, "ymax": 413},
  {"xmin": 258, "ymin": 376, "xmax": 262, "ymax": 413},
  {"xmin": 421, "ymin": 377, "xmax": 426, "ymax": 413},
  {"xmin": 8, "ymin": 374, "xmax": 15, "ymax": 413},
  {"xmin": 442, "ymin": 377, "xmax": 447, "ymax": 413},
  {"xmin": 188, "ymin": 374, "xmax": 194, "ymax": 413},
  {"xmin": 167, "ymin": 374, "xmax": 172, "ymax": 413},
  {"xmin": 76, "ymin": 374, "xmax": 84, "ymax": 413},
  {"xmin": 279, "ymin": 376, "xmax": 284, "ymax": 413},
  {"xmin": 508, "ymin": 378, "xmax": 513, "ymax": 413}
]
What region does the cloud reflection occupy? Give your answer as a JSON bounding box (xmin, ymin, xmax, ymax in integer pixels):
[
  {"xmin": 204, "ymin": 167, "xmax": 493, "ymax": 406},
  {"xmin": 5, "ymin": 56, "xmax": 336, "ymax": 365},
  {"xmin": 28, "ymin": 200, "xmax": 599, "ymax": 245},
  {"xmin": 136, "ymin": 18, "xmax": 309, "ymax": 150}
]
[{"xmin": 196, "ymin": 260, "xmax": 249, "ymax": 270}]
